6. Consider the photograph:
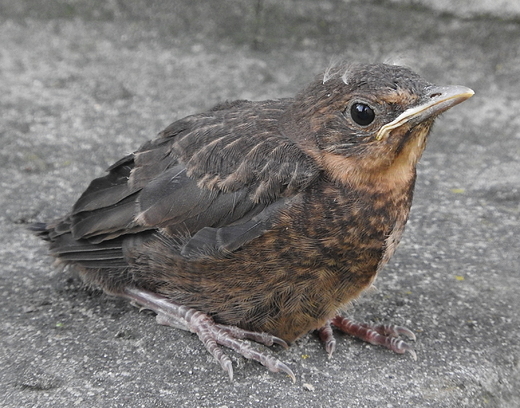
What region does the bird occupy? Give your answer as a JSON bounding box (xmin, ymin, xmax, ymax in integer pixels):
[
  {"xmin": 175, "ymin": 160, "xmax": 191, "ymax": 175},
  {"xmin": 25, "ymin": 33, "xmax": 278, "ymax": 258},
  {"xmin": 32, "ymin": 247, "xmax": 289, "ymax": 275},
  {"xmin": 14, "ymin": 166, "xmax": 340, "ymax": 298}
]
[{"xmin": 31, "ymin": 62, "xmax": 474, "ymax": 381}]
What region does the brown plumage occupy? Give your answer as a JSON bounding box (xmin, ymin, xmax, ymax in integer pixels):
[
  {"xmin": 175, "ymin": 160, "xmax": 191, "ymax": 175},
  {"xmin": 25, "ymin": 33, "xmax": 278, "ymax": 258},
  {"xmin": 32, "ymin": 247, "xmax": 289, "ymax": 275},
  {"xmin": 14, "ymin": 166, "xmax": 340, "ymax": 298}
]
[{"xmin": 31, "ymin": 63, "xmax": 473, "ymax": 381}]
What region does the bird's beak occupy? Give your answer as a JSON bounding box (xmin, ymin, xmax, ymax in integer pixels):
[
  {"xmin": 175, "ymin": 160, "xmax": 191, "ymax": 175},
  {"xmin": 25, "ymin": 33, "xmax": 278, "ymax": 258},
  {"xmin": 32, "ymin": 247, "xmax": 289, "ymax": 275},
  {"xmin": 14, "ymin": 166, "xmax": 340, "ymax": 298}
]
[{"xmin": 376, "ymin": 85, "xmax": 474, "ymax": 141}]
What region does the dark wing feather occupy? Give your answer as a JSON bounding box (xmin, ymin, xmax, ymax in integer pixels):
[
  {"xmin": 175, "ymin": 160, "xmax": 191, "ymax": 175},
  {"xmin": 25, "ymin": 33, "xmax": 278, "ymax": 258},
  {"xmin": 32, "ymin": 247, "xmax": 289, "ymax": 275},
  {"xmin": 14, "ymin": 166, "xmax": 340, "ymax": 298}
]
[
  {"xmin": 45, "ymin": 99, "xmax": 318, "ymax": 267},
  {"xmin": 180, "ymin": 198, "xmax": 289, "ymax": 260},
  {"xmin": 71, "ymin": 193, "xmax": 139, "ymax": 240},
  {"xmin": 72, "ymin": 154, "xmax": 135, "ymax": 213},
  {"xmin": 135, "ymin": 165, "xmax": 216, "ymax": 227}
]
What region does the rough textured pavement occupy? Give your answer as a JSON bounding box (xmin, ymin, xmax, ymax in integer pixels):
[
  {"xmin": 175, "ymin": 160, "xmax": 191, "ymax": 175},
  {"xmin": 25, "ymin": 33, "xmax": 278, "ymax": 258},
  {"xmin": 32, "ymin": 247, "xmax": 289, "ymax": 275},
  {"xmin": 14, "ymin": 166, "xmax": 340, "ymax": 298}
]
[{"xmin": 1, "ymin": 1, "xmax": 519, "ymax": 407}]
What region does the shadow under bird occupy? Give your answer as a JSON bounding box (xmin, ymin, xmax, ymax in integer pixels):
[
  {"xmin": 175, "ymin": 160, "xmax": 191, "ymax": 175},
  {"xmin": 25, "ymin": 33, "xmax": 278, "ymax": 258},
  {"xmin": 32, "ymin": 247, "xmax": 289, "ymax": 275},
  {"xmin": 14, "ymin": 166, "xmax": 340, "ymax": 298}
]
[{"xmin": 31, "ymin": 63, "xmax": 474, "ymax": 381}]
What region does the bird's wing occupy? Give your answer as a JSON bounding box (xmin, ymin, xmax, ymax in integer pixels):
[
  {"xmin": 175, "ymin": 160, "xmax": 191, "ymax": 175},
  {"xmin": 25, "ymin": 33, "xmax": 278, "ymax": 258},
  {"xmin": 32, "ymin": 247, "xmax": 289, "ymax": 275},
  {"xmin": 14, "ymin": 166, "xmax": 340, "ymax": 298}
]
[{"xmin": 62, "ymin": 100, "xmax": 318, "ymax": 260}]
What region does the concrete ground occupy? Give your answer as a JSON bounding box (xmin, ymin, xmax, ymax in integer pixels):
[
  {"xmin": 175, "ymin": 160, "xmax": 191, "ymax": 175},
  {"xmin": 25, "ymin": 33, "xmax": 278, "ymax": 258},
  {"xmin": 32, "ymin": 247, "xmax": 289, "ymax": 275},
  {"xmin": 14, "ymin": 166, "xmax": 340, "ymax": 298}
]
[{"xmin": 1, "ymin": 0, "xmax": 519, "ymax": 407}]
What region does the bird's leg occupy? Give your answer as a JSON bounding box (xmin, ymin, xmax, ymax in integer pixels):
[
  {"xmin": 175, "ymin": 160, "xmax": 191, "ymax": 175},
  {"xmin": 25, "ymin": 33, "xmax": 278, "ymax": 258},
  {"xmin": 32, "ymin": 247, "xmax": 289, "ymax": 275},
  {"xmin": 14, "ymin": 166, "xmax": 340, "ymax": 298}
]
[
  {"xmin": 322, "ymin": 316, "xmax": 417, "ymax": 360},
  {"xmin": 317, "ymin": 322, "xmax": 336, "ymax": 358},
  {"xmin": 121, "ymin": 287, "xmax": 295, "ymax": 382}
]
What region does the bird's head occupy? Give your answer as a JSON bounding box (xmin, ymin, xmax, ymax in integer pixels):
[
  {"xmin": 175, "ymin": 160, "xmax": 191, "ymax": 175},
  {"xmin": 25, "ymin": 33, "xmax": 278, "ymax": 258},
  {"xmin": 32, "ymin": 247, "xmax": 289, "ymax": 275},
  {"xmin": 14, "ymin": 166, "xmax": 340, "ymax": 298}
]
[{"xmin": 282, "ymin": 63, "xmax": 474, "ymax": 190}]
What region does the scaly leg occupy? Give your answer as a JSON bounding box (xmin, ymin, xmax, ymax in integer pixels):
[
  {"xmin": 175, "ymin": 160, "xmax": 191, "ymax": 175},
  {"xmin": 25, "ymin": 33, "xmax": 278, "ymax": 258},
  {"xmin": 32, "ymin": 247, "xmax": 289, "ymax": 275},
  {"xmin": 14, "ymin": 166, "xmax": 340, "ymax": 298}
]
[
  {"xmin": 122, "ymin": 287, "xmax": 295, "ymax": 382},
  {"xmin": 319, "ymin": 316, "xmax": 417, "ymax": 360},
  {"xmin": 317, "ymin": 321, "xmax": 336, "ymax": 358}
]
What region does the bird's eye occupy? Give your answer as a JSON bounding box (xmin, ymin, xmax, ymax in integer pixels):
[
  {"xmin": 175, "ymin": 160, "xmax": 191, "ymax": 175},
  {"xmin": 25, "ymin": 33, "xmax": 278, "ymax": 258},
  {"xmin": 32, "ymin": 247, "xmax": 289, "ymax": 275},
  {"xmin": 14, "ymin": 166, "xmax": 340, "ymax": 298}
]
[{"xmin": 350, "ymin": 103, "xmax": 375, "ymax": 126}]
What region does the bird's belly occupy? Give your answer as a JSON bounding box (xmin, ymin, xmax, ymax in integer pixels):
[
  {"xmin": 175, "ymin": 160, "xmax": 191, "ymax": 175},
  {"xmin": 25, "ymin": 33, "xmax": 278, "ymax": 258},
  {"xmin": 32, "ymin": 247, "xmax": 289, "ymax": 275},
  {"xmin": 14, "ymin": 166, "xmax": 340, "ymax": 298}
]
[{"xmin": 137, "ymin": 224, "xmax": 387, "ymax": 342}]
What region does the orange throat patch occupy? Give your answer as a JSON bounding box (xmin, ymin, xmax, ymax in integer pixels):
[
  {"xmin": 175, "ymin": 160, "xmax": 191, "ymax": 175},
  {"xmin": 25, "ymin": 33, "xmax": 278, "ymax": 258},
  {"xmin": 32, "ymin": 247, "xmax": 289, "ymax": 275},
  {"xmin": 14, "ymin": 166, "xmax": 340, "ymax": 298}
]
[{"xmin": 319, "ymin": 126, "xmax": 429, "ymax": 192}]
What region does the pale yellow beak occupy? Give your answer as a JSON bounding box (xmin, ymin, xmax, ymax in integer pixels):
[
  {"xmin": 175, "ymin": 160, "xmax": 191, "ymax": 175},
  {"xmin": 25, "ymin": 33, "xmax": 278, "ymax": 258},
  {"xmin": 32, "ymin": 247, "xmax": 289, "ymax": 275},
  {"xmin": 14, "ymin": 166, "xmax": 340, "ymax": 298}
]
[{"xmin": 376, "ymin": 85, "xmax": 474, "ymax": 141}]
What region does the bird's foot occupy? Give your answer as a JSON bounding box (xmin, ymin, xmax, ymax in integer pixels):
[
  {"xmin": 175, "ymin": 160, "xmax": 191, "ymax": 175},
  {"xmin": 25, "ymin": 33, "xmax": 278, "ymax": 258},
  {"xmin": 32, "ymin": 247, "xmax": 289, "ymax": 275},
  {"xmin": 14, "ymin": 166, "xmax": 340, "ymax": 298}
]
[
  {"xmin": 122, "ymin": 287, "xmax": 295, "ymax": 382},
  {"xmin": 317, "ymin": 321, "xmax": 336, "ymax": 358},
  {"xmin": 319, "ymin": 316, "xmax": 417, "ymax": 360}
]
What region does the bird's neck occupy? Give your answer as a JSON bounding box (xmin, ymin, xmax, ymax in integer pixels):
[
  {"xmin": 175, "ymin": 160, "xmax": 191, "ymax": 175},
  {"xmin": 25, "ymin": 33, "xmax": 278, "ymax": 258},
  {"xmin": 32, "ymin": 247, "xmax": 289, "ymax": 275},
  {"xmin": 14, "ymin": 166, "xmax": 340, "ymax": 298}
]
[{"xmin": 317, "ymin": 130, "xmax": 428, "ymax": 194}]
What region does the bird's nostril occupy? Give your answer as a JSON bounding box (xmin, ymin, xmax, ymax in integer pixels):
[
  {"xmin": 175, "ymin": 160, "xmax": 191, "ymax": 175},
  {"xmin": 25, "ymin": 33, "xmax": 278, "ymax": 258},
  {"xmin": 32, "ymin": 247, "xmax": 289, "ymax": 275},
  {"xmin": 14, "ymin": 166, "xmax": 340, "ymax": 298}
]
[{"xmin": 429, "ymin": 92, "xmax": 442, "ymax": 98}]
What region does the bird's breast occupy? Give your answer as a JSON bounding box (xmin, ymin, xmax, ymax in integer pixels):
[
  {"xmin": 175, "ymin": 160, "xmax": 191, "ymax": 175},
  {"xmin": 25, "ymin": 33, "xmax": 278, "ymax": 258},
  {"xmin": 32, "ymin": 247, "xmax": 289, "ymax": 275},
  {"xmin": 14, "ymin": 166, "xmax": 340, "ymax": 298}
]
[{"xmin": 283, "ymin": 181, "xmax": 413, "ymax": 267}]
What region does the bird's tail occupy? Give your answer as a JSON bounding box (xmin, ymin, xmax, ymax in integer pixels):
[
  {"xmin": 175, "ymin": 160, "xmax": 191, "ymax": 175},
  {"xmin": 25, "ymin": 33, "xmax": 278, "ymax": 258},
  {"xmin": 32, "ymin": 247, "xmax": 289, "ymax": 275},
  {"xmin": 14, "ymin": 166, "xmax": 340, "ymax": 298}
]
[
  {"xmin": 28, "ymin": 222, "xmax": 53, "ymax": 241},
  {"xmin": 28, "ymin": 217, "xmax": 150, "ymax": 271}
]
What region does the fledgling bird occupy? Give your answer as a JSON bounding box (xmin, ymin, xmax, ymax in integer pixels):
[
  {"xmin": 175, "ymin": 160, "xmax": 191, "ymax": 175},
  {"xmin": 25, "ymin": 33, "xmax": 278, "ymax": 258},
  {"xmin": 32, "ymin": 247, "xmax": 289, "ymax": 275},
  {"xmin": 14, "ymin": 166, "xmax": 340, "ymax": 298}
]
[{"xmin": 31, "ymin": 63, "xmax": 473, "ymax": 381}]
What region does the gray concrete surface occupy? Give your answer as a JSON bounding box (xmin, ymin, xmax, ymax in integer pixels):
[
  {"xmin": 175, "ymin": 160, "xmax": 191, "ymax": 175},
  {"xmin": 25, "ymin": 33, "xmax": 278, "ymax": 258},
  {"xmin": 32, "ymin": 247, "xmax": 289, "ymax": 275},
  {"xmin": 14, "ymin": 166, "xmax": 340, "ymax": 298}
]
[{"xmin": 1, "ymin": 0, "xmax": 519, "ymax": 407}]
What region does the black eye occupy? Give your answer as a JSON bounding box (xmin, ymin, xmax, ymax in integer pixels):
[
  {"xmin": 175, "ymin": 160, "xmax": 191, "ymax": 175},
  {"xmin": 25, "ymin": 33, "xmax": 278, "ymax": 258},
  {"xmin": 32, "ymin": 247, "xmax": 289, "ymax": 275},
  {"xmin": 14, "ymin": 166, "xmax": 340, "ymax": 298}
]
[{"xmin": 350, "ymin": 103, "xmax": 375, "ymax": 126}]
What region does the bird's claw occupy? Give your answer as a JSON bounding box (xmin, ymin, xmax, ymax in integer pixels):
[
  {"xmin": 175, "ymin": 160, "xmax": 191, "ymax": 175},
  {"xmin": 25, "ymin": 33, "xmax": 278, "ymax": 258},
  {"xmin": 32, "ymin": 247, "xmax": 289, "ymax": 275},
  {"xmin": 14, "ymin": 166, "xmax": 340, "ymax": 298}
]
[
  {"xmin": 317, "ymin": 322, "xmax": 336, "ymax": 358},
  {"xmin": 123, "ymin": 287, "xmax": 295, "ymax": 381},
  {"xmin": 326, "ymin": 315, "xmax": 417, "ymax": 360},
  {"xmin": 216, "ymin": 324, "xmax": 289, "ymax": 349},
  {"xmin": 374, "ymin": 323, "xmax": 416, "ymax": 341}
]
